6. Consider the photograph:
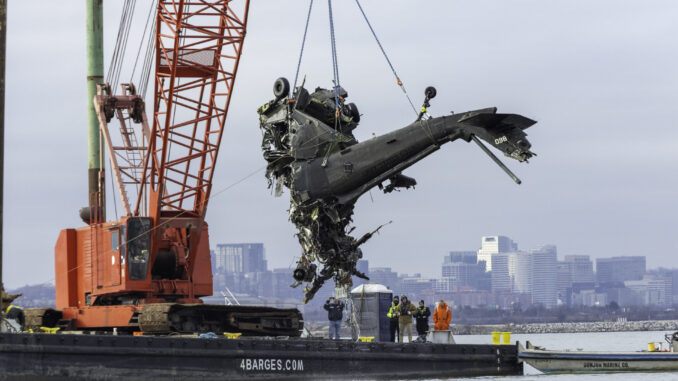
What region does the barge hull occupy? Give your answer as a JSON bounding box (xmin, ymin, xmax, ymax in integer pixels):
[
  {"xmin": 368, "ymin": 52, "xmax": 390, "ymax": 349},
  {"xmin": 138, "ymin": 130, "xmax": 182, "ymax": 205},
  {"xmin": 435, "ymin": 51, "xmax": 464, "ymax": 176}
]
[{"xmin": 0, "ymin": 333, "xmax": 522, "ymax": 379}]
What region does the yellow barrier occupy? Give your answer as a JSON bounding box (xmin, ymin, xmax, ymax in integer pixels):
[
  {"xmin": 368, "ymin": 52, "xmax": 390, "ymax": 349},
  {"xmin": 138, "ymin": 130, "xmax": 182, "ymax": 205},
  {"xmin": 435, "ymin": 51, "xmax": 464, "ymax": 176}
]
[
  {"xmin": 501, "ymin": 332, "xmax": 511, "ymax": 345},
  {"xmin": 40, "ymin": 327, "xmax": 60, "ymax": 334},
  {"xmin": 648, "ymin": 342, "xmax": 656, "ymax": 352},
  {"xmin": 224, "ymin": 332, "xmax": 242, "ymax": 339},
  {"xmin": 358, "ymin": 336, "xmax": 374, "ymax": 343},
  {"xmin": 491, "ymin": 332, "xmax": 501, "ymax": 345}
]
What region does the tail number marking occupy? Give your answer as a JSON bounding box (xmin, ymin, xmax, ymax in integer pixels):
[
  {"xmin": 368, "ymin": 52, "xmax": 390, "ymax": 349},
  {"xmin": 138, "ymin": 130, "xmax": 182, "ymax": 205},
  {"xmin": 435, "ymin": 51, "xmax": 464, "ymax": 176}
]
[{"xmin": 494, "ymin": 136, "xmax": 508, "ymax": 145}]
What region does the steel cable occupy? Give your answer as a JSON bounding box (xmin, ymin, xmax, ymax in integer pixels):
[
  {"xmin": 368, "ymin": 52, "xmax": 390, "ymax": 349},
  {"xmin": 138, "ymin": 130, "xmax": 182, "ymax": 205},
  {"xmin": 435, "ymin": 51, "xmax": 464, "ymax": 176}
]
[
  {"xmin": 112, "ymin": 0, "xmax": 137, "ymax": 90},
  {"xmin": 107, "ymin": 0, "xmax": 137, "ymax": 92},
  {"xmin": 106, "ymin": 0, "xmax": 131, "ymax": 82},
  {"xmin": 327, "ymin": 0, "xmax": 340, "ymax": 110},
  {"xmin": 131, "ymin": 0, "xmax": 157, "ymax": 84},
  {"xmin": 292, "ymin": 0, "xmax": 314, "ymax": 97},
  {"xmin": 354, "ymin": 0, "xmax": 418, "ymax": 116},
  {"xmin": 139, "ymin": 18, "xmax": 156, "ymax": 99}
]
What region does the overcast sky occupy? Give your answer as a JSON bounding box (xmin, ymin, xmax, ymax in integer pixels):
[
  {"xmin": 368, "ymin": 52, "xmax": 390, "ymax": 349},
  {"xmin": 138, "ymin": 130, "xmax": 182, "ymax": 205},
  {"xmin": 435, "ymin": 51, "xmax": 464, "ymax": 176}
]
[{"xmin": 3, "ymin": 1, "xmax": 677, "ymax": 288}]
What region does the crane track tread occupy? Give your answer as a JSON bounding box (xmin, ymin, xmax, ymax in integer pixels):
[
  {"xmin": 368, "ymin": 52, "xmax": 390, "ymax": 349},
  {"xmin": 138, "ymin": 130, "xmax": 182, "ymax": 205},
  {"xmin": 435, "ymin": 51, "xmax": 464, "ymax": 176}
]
[{"xmin": 138, "ymin": 303, "xmax": 303, "ymax": 336}]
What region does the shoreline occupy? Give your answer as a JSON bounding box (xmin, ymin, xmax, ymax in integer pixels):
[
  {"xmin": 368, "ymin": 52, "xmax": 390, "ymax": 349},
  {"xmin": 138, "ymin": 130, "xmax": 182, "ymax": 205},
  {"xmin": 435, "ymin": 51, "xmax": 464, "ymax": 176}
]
[{"xmin": 452, "ymin": 320, "xmax": 678, "ymax": 335}]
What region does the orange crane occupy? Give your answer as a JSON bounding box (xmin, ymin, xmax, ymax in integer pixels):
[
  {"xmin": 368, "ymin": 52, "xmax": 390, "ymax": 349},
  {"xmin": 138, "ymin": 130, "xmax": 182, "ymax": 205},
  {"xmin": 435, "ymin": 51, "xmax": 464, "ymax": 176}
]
[{"xmin": 34, "ymin": 1, "xmax": 302, "ymax": 335}]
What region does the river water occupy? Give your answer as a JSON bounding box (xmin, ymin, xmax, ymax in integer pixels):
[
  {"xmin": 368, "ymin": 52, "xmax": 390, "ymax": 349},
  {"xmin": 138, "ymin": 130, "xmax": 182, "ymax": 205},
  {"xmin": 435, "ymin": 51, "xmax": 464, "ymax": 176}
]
[{"xmin": 440, "ymin": 330, "xmax": 678, "ymax": 381}]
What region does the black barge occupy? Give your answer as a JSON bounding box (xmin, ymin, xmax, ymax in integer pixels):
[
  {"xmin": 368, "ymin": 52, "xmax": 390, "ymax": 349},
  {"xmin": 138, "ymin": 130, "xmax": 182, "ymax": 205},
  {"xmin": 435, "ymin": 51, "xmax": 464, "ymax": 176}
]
[{"xmin": 0, "ymin": 332, "xmax": 522, "ymax": 379}]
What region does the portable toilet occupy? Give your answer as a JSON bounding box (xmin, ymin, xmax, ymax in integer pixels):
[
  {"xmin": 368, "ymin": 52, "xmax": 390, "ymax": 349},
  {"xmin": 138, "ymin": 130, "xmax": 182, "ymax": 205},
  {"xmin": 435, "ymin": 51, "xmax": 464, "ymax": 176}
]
[{"xmin": 350, "ymin": 283, "xmax": 393, "ymax": 342}]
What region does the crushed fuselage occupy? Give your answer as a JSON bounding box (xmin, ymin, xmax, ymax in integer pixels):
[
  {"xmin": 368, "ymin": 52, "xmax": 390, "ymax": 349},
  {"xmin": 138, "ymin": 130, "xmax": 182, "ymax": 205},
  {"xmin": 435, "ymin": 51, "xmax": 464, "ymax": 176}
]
[{"xmin": 258, "ymin": 78, "xmax": 536, "ymax": 302}]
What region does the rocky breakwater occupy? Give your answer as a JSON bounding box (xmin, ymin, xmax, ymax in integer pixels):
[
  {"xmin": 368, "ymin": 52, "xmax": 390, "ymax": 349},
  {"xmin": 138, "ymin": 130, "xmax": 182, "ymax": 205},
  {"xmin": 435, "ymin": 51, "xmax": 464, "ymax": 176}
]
[{"xmin": 452, "ymin": 320, "xmax": 678, "ymax": 335}]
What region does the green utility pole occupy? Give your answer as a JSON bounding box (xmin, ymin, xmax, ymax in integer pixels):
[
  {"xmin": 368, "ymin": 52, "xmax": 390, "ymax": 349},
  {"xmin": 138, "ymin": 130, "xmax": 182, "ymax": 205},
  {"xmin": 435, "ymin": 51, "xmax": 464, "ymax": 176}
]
[
  {"xmin": 0, "ymin": 0, "xmax": 6, "ymax": 316},
  {"xmin": 86, "ymin": 0, "xmax": 104, "ymax": 222}
]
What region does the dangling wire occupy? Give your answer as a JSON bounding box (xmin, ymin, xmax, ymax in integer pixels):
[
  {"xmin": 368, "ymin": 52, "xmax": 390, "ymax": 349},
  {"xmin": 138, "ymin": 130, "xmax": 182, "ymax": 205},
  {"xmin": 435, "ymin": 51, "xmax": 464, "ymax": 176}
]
[
  {"xmin": 327, "ymin": 0, "xmax": 341, "ymax": 114},
  {"xmin": 292, "ymin": 0, "xmax": 315, "ymax": 97},
  {"xmin": 354, "ymin": 0, "xmax": 418, "ymax": 116}
]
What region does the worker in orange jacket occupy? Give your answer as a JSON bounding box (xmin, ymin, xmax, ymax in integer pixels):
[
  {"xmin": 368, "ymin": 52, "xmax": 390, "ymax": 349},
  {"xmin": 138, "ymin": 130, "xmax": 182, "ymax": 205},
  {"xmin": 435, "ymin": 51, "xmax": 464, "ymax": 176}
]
[{"xmin": 433, "ymin": 300, "xmax": 451, "ymax": 331}]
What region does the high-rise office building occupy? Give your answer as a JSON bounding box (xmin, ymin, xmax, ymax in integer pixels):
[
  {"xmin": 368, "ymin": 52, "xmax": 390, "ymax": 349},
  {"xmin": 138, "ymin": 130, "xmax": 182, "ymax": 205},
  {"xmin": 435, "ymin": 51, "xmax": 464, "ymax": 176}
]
[
  {"xmin": 625, "ymin": 275, "xmax": 673, "ymax": 307},
  {"xmin": 442, "ymin": 251, "xmax": 482, "ymax": 289},
  {"xmin": 596, "ymin": 256, "xmax": 646, "ymax": 284},
  {"xmin": 442, "ymin": 262, "xmax": 482, "ymax": 289},
  {"xmin": 557, "ymin": 261, "xmax": 573, "ymax": 305},
  {"xmin": 477, "ymin": 236, "xmax": 516, "ymax": 292},
  {"xmin": 667, "ymin": 270, "xmax": 678, "ymax": 304},
  {"xmin": 647, "ymin": 268, "xmax": 678, "ymax": 304},
  {"xmin": 508, "ymin": 251, "xmax": 532, "ymax": 294},
  {"xmin": 369, "ymin": 267, "xmax": 399, "ymax": 291},
  {"xmin": 564, "ymin": 255, "xmax": 594, "ymax": 284},
  {"xmin": 477, "ymin": 236, "xmax": 518, "ymax": 271},
  {"xmin": 400, "ymin": 276, "xmax": 435, "ymax": 296},
  {"xmin": 505, "ymin": 246, "xmax": 557, "ymax": 307},
  {"xmin": 446, "ymin": 251, "xmax": 478, "ymax": 264},
  {"xmin": 214, "ymin": 243, "xmax": 267, "ymax": 273},
  {"xmin": 556, "ymin": 255, "xmax": 593, "ymax": 305},
  {"xmin": 530, "ymin": 245, "xmax": 557, "ymax": 308},
  {"xmin": 490, "ymin": 253, "xmax": 511, "ymax": 292},
  {"xmin": 476, "ymin": 270, "xmax": 492, "ymax": 292}
]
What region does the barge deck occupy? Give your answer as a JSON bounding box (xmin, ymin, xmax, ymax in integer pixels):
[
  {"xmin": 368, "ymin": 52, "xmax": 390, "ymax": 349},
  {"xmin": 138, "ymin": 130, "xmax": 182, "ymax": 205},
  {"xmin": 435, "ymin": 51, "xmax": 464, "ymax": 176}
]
[{"xmin": 0, "ymin": 332, "xmax": 522, "ymax": 379}]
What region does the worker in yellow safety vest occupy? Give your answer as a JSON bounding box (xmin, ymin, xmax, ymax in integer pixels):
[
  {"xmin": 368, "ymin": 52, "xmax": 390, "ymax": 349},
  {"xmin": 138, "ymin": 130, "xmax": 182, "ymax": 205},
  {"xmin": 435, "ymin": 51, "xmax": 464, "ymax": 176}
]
[
  {"xmin": 5, "ymin": 305, "xmax": 25, "ymax": 330},
  {"xmin": 387, "ymin": 295, "xmax": 400, "ymax": 342}
]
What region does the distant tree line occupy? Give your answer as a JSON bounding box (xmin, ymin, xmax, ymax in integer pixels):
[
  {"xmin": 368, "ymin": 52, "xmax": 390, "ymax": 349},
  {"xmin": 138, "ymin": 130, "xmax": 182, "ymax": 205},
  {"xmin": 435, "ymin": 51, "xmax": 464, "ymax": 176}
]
[{"xmin": 450, "ymin": 303, "xmax": 678, "ymax": 325}]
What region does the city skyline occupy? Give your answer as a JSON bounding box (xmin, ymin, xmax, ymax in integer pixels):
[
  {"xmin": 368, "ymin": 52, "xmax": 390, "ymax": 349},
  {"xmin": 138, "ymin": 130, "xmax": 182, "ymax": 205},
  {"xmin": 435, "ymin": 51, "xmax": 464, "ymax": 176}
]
[
  {"xmin": 207, "ymin": 235, "xmax": 646, "ymax": 281},
  {"xmin": 208, "ymin": 237, "xmax": 676, "ymax": 310}
]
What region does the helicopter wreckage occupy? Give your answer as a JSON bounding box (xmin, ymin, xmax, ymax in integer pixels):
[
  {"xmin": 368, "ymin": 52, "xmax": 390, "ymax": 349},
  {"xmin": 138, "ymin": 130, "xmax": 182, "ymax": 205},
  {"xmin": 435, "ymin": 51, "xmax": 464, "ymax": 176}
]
[{"xmin": 258, "ymin": 77, "xmax": 537, "ymax": 302}]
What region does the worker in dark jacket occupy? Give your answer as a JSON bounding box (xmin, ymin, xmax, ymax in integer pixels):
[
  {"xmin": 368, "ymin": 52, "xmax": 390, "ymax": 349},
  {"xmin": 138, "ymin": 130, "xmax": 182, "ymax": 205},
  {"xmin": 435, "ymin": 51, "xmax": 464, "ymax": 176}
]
[
  {"xmin": 387, "ymin": 295, "xmax": 400, "ymax": 342},
  {"xmin": 398, "ymin": 295, "xmax": 417, "ymax": 343},
  {"xmin": 414, "ymin": 300, "xmax": 431, "ymax": 338},
  {"xmin": 324, "ymin": 297, "xmax": 344, "ymax": 340}
]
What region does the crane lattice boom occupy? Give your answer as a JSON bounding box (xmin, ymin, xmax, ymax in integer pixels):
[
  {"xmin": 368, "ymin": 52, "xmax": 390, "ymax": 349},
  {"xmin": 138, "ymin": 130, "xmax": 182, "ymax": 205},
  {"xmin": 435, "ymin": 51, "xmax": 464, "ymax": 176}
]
[{"xmin": 139, "ymin": 0, "xmax": 250, "ymax": 219}]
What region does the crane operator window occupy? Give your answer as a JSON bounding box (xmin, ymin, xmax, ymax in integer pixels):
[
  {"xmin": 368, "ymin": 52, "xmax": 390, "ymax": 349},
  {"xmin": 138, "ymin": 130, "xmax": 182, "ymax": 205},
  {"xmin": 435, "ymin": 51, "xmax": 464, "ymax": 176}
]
[{"xmin": 127, "ymin": 217, "xmax": 151, "ymax": 280}]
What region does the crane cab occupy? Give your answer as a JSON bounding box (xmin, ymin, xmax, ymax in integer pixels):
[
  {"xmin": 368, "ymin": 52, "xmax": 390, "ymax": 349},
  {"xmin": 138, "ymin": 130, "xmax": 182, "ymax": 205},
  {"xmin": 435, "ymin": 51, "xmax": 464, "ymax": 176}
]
[{"xmin": 54, "ymin": 216, "xmax": 213, "ymax": 330}]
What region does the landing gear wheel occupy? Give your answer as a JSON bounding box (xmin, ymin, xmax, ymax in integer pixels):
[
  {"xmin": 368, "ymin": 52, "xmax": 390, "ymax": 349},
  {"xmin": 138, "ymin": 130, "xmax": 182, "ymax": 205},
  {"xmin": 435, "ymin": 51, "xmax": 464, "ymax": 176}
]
[
  {"xmin": 273, "ymin": 77, "xmax": 290, "ymax": 100},
  {"xmin": 425, "ymin": 86, "xmax": 437, "ymax": 99},
  {"xmin": 345, "ymin": 102, "xmax": 360, "ymax": 123}
]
